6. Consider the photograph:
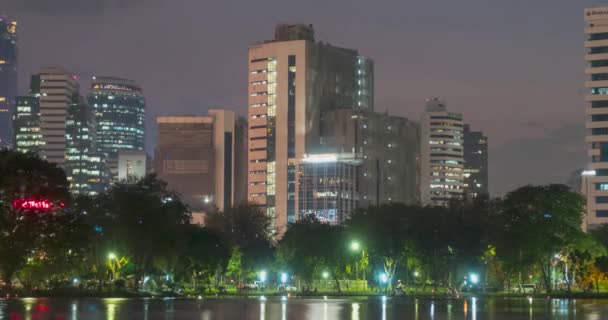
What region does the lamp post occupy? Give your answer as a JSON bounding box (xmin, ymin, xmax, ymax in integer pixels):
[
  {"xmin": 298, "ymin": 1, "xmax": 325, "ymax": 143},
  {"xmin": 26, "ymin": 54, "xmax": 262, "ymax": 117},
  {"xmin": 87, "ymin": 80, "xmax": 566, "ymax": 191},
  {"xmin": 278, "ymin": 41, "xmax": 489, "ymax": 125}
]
[
  {"xmin": 107, "ymin": 252, "xmax": 117, "ymax": 281},
  {"xmin": 351, "ymin": 241, "xmax": 361, "ymax": 282}
]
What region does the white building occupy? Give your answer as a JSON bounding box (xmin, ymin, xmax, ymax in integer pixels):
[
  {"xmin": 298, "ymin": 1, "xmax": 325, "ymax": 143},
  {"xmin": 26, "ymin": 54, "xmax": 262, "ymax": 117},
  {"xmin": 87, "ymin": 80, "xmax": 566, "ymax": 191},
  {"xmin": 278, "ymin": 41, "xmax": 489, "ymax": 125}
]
[
  {"xmin": 34, "ymin": 67, "xmax": 79, "ymax": 165},
  {"xmin": 420, "ymin": 98, "xmax": 464, "ymax": 206},
  {"xmin": 117, "ymin": 150, "xmax": 147, "ymax": 182},
  {"xmin": 584, "ymin": 7, "xmax": 608, "ymax": 228}
]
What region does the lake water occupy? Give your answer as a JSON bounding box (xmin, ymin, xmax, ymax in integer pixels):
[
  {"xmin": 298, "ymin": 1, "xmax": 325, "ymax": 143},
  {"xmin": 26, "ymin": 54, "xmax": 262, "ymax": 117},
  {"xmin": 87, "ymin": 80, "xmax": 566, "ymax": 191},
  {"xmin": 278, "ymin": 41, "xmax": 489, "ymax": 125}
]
[{"xmin": 1, "ymin": 296, "xmax": 608, "ymax": 319}]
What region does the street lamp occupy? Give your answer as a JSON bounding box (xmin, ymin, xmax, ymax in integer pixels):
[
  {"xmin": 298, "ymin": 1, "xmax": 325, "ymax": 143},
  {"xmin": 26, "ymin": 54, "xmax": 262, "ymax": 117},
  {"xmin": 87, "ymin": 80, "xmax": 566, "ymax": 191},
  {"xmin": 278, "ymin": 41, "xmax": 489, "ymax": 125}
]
[
  {"xmin": 380, "ymin": 273, "xmax": 388, "ymax": 294},
  {"xmin": 469, "ymin": 273, "xmax": 479, "ymax": 285},
  {"xmin": 280, "ymin": 272, "xmax": 287, "ymax": 284},
  {"xmin": 107, "ymin": 252, "xmax": 118, "ymax": 281},
  {"xmin": 259, "ymin": 270, "xmax": 267, "ymax": 291},
  {"xmin": 322, "ymin": 271, "xmax": 329, "ymax": 279},
  {"xmin": 350, "ymin": 241, "xmax": 361, "ymax": 282}
]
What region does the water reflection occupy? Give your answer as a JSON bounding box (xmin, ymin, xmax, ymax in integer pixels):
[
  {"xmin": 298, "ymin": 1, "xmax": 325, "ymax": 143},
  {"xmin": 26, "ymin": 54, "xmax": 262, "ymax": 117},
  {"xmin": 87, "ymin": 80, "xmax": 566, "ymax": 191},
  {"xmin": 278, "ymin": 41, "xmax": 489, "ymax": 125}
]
[
  {"xmin": 0, "ymin": 296, "xmax": 607, "ymax": 319},
  {"xmin": 351, "ymin": 302, "xmax": 359, "ymax": 320}
]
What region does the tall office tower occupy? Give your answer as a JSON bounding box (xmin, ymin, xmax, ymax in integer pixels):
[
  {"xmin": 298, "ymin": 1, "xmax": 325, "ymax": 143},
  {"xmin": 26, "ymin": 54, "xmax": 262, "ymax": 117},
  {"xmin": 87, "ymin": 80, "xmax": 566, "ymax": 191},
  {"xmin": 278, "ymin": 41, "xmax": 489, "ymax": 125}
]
[
  {"xmin": 0, "ymin": 17, "xmax": 17, "ymax": 149},
  {"xmin": 65, "ymin": 97, "xmax": 110, "ymax": 195},
  {"xmin": 247, "ymin": 24, "xmax": 374, "ymax": 234},
  {"xmin": 463, "ymin": 124, "xmax": 489, "ymax": 199},
  {"xmin": 13, "ymin": 95, "xmax": 42, "ymax": 154},
  {"xmin": 420, "ymin": 98, "xmax": 464, "ymax": 206},
  {"xmin": 584, "ymin": 7, "xmax": 608, "ymax": 228},
  {"xmin": 320, "ymin": 108, "xmax": 420, "ymax": 207},
  {"xmin": 88, "ymin": 76, "xmax": 145, "ymax": 179},
  {"xmin": 155, "ymin": 110, "xmax": 235, "ymax": 213},
  {"xmin": 30, "ymin": 67, "xmax": 80, "ymax": 165}
]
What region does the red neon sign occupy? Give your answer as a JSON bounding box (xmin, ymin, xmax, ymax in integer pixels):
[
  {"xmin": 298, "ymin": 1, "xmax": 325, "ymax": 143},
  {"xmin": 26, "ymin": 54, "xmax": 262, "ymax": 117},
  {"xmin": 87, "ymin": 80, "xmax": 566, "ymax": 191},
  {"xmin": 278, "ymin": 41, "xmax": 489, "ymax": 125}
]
[{"xmin": 13, "ymin": 199, "xmax": 52, "ymax": 210}]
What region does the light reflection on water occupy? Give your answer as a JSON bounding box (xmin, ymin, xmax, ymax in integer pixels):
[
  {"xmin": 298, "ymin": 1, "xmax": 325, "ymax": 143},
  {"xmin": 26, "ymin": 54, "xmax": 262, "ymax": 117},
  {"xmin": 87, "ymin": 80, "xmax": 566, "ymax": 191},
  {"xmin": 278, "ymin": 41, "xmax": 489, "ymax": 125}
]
[{"xmin": 0, "ymin": 296, "xmax": 606, "ymax": 319}]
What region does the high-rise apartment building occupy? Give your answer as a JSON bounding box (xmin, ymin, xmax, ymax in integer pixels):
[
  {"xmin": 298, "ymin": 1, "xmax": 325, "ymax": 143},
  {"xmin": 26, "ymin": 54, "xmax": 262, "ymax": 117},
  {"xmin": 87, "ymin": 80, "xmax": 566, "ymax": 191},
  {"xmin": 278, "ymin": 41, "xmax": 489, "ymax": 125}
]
[
  {"xmin": 31, "ymin": 67, "xmax": 80, "ymax": 165},
  {"xmin": 14, "ymin": 95, "xmax": 42, "ymax": 154},
  {"xmin": 247, "ymin": 24, "xmax": 374, "ymax": 234},
  {"xmin": 319, "ymin": 108, "xmax": 420, "ymax": 207},
  {"xmin": 155, "ymin": 110, "xmax": 235, "ymax": 213},
  {"xmin": 88, "ymin": 76, "xmax": 145, "ymax": 179},
  {"xmin": 584, "ymin": 7, "xmax": 608, "ymax": 228},
  {"xmin": 420, "ymin": 98, "xmax": 464, "ymax": 206},
  {"xmin": 0, "ymin": 16, "xmax": 17, "ymax": 149},
  {"xmin": 463, "ymin": 125, "xmax": 488, "ymax": 199}
]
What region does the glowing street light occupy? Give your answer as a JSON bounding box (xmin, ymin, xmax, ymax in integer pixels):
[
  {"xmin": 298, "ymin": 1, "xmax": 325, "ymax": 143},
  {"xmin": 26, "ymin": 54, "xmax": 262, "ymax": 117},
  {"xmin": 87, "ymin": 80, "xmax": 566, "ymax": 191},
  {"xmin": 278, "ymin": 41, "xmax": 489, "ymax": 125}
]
[
  {"xmin": 259, "ymin": 270, "xmax": 267, "ymax": 282},
  {"xmin": 108, "ymin": 252, "xmax": 117, "ymax": 260},
  {"xmin": 280, "ymin": 272, "xmax": 288, "ymax": 284},
  {"xmin": 413, "ymin": 271, "xmax": 420, "ymax": 277},
  {"xmin": 469, "ymin": 273, "xmax": 479, "ymax": 284},
  {"xmin": 322, "ymin": 271, "xmax": 329, "ymax": 279},
  {"xmin": 379, "ymin": 273, "xmax": 388, "ymax": 284}
]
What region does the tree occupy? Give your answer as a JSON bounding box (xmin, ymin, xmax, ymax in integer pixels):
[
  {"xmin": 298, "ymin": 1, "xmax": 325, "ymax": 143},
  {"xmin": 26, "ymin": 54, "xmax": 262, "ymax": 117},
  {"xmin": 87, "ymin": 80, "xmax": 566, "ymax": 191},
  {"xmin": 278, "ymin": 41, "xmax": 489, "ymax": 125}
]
[
  {"xmin": 0, "ymin": 150, "xmax": 71, "ymax": 290},
  {"xmin": 495, "ymin": 184, "xmax": 586, "ymax": 293},
  {"xmin": 348, "ymin": 204, "xmax": 413, "ymax": 292},
  {"xmin": 206, "ymin": 204, "xmax": 274, "ymax": 280},
  {"xmin": 277, "ymin": 216, "xmax": 348, "ymax": 292},
  {"xmin": 105, "ymin": 174, "xmax": 191, "ymax": 288}
]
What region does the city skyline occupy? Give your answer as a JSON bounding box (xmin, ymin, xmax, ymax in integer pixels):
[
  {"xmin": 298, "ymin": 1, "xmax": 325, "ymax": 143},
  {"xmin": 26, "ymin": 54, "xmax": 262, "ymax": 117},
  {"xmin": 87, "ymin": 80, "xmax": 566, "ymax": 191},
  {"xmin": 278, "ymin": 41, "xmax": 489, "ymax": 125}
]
[{"xmin": 2, "ymin": 0, "xmax": 598, "ymax": 195}]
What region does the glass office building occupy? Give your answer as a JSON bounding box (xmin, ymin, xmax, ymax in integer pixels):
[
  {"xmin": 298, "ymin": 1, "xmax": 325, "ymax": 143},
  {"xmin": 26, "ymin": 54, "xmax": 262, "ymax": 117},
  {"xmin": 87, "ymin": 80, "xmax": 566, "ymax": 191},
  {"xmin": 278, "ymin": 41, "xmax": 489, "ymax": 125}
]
[{"xmin": 88, "ymin": 77, "xmax": 145, "ymax": 179}]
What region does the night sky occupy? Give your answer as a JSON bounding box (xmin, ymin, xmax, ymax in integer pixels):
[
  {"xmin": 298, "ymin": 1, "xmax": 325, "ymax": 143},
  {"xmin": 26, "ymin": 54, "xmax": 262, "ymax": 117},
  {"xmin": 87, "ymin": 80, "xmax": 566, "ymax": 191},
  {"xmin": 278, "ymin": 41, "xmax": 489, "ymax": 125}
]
[{"xmin": 3, "ymin": 0, "xmax": 599, "ymax": 195}]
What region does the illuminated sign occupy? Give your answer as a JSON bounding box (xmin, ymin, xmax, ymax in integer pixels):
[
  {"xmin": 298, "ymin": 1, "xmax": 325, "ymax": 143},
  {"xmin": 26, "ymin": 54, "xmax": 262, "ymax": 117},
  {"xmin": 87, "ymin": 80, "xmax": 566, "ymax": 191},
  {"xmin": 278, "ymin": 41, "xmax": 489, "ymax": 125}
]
[
  {"xmin": 92, "ymin": 84, "xmax": 137, "ymax": 92},
  {"xmin": 12, "ymin": 199, "xmax": 65, "ymax": 211}
]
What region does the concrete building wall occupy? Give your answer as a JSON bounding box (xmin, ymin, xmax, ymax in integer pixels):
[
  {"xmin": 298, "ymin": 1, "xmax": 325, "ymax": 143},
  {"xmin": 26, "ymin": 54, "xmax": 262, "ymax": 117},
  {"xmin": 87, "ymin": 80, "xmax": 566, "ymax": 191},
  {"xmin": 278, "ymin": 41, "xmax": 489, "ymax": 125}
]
[
  {"xmin": 155, "ymin": 112, "xmax": 235, "ymax": 213},
  {"xmin": 319, "ymin": 108, "xmax": 420, "ymax": 207}
]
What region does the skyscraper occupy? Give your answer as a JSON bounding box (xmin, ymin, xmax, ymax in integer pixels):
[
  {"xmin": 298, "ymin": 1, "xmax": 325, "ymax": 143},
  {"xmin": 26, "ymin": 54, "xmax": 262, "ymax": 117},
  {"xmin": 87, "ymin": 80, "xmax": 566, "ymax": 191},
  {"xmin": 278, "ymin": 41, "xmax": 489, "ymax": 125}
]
[
  {"xmin": 0, "ymin": 16, "xmax": 17, "ymax": 149},
  {"xmin": 31, "ymin": 67, "xmax": 80, "ymax": 165},
  {"xmin": 88, "ymin": 76, "xmax": 145, "ymax": 179},
  {"xmin": 463, "ymin": 124, "xmax": 488, "ymax": 199},
  {"xmin": 584, "ymin": 7, "xmax": 608, "ymax": 228},
  {"xmin": 420, "ymin": 98, "xmax": 464, "ymax": 206},
  {"xmin": 155, "ymin": 110, "xmax": 235, "ymax": 213},
  {"xmin": 247, "ymin": 24, "xmax": 374, "ymax": 234}
]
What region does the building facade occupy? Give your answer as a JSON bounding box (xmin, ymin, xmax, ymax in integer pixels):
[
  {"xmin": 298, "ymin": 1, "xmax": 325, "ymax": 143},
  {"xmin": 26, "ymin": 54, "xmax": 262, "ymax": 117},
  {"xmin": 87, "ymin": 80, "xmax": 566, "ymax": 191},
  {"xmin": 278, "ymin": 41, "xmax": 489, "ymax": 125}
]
[
  {"xmin": 420, "ymin": 98, "xmax": 464, "ymax": 206},
  {"xmin": 298, "ymin": 154, "xmax": 360, "ymax": 225},
  {"xmin": 463, "ymin": 124, "xmax": 488, "ymax": 199},
  {"xmin": 31, "ymin": 67, "xmax": 80, "ymax": 165},
  {"xmin": 319, "ymin": 108, "xmax": 420, "ymax": 207},
  {"xmin": 155, "ymin": 111, "xmax": 235, "ymax": 213},
  {"xmin": 14, "ymin": 95, "xmax": 42, "ymax": 154},
  {"xmin": 65, "ymin": 98, "xmax": 110, "ymax": 195},
  {"xmin": 88, "ymin": 76, "xmax": 145, "ymax": 179},
  {"xmin": 247, "ymin": 24, "xmax": 374, "ymax": 234},
  {"xmin": 584, "ymin": 7, "xmax": 608, "ymax": 228},
  {"xmin": 0, "ymin": 16, "xmax": 17, "ymax": 149}
]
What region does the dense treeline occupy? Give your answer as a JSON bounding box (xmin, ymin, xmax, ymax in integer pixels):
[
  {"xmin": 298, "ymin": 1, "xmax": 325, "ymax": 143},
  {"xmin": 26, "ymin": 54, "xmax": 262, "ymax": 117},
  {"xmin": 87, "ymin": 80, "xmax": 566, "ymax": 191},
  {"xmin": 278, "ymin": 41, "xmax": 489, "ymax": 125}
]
[{"xmin": 1, "ymin": 149, "xmax": 608, "ymax": 295}]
